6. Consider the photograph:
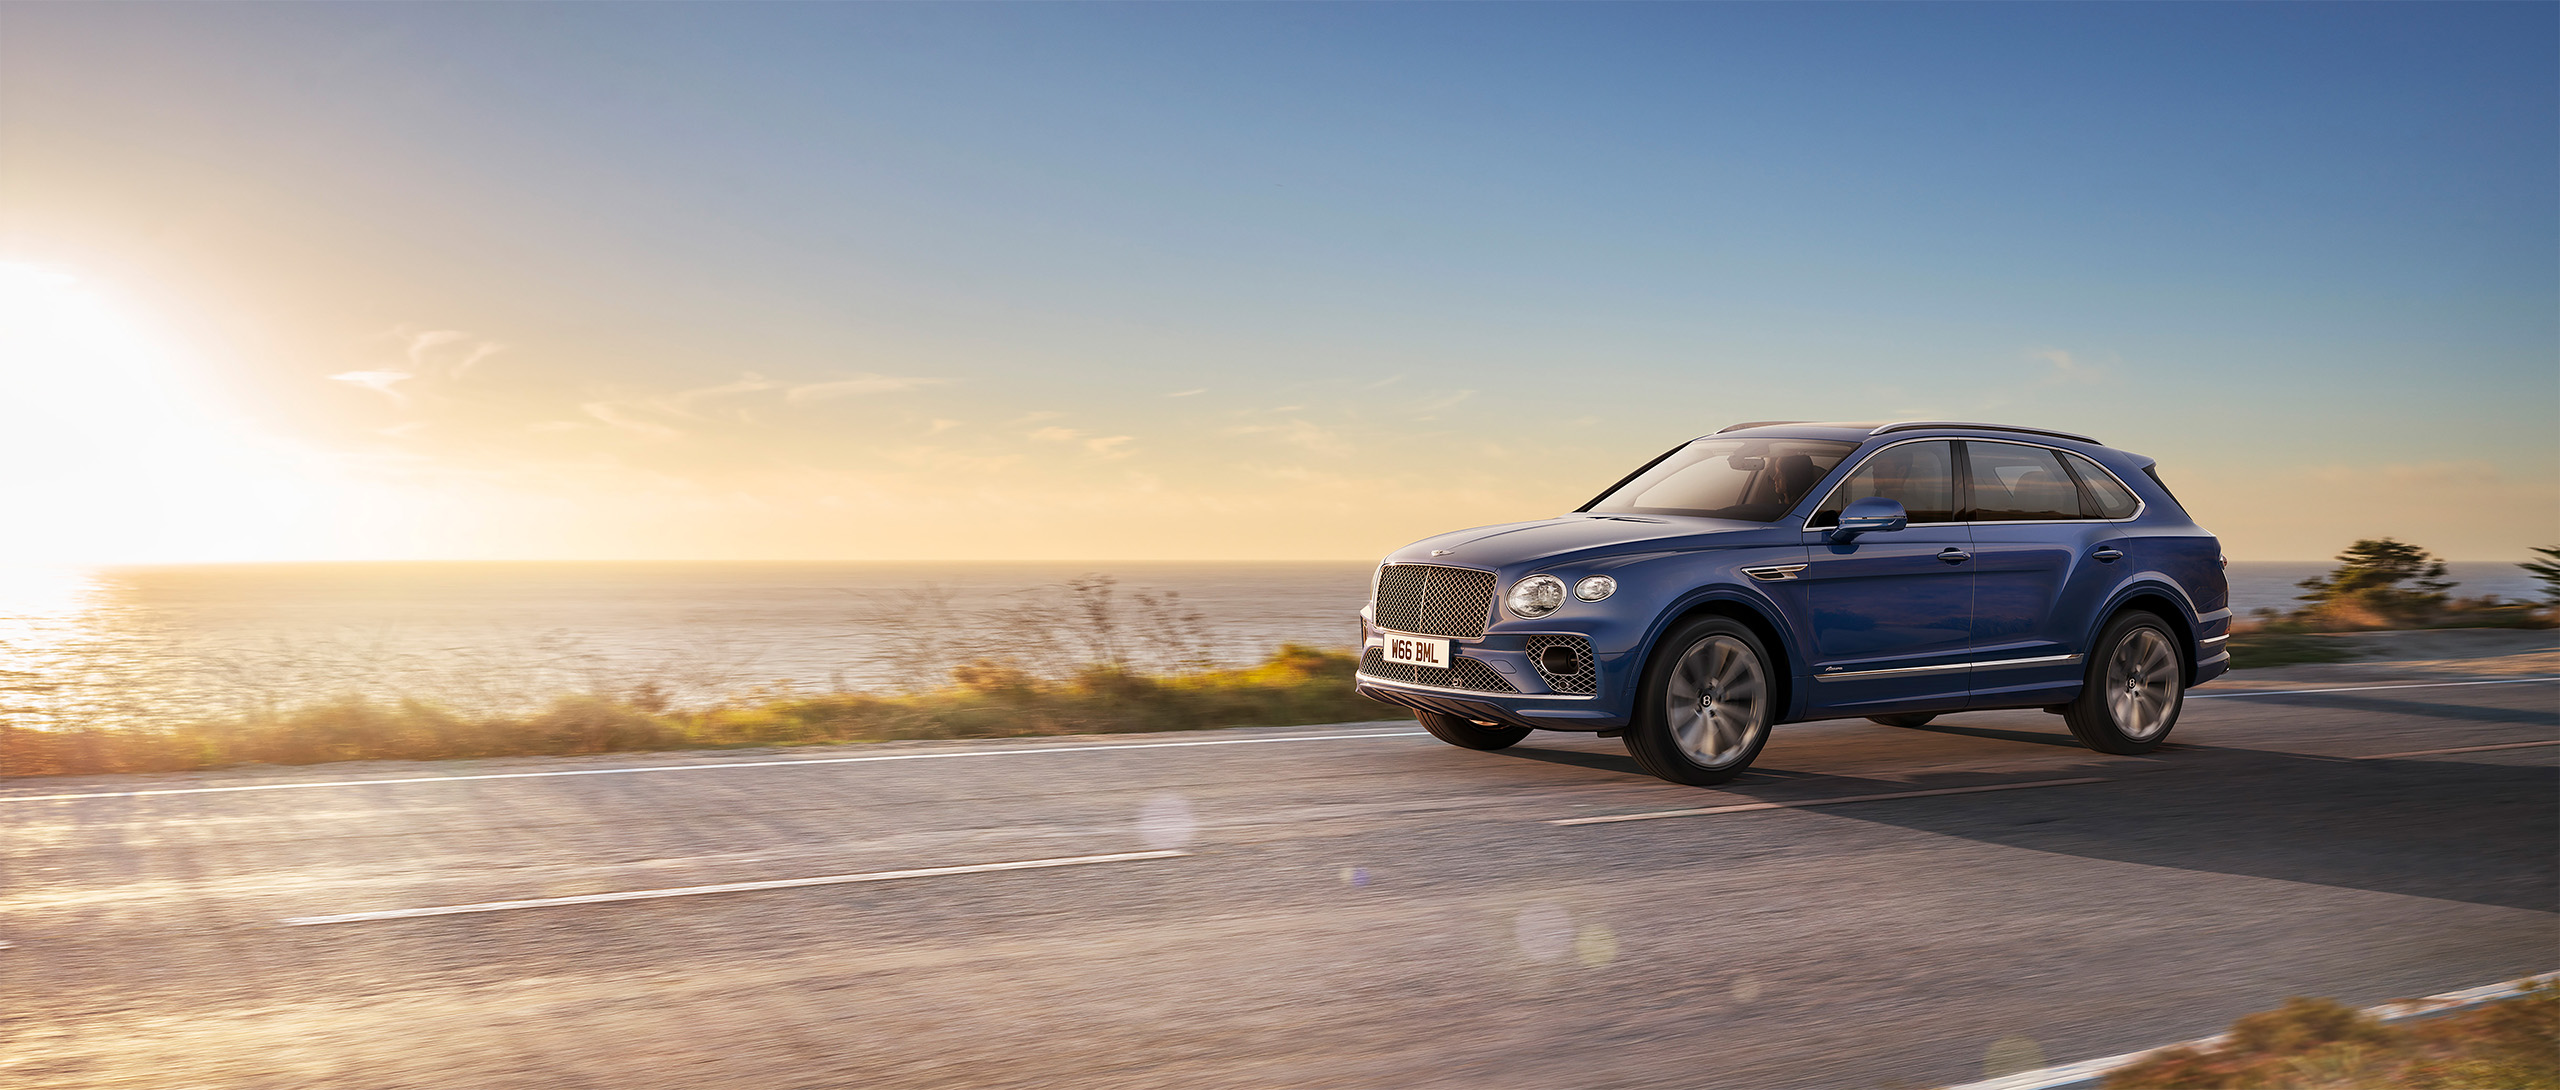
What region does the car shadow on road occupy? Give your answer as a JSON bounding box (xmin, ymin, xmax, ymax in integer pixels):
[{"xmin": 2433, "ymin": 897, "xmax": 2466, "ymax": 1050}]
[{"xmin": 1503, "ymin": 703, "xmax": 2558, "ymax": 914}]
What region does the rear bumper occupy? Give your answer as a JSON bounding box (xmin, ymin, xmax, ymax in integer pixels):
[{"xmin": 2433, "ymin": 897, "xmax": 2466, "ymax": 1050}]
[{"xmin": 2194, "ymin": 638, "xmax": 2231, "ymax": 686}]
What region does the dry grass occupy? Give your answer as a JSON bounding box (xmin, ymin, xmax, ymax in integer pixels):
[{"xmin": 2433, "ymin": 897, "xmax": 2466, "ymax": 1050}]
[
  {"xmin": 2105, "ymin": 981, "xmax": 2560, "ymax": 1089},
  {"xmin": 0, "ymin": 644, "xmax": 1394, "ymax": 778}
]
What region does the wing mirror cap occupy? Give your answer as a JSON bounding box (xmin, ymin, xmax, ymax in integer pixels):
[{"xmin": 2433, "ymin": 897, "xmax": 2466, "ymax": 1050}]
[{"xmin": 1831, "ymin": 497, "xmax": 1908, "ymax": 542}]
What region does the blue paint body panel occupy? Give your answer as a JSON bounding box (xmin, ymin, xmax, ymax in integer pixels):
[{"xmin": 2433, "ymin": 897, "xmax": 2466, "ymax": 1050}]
[{"xmin": 1355, "ymin": 423, "xmax": 2230, "ymax": 732}]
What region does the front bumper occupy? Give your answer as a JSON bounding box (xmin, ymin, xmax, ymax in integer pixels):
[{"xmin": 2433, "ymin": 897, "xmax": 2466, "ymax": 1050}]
[{"xmin": 1354, "ymin": 622, "xmax": 1629, "ymax": 732}]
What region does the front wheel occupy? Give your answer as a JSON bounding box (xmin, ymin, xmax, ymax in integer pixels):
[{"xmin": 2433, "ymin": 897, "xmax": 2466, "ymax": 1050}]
[
  {"xmin": 1414, "ymin": 709, "xmax": 1532, "ymax": 751},
  {"xmin": 1623, "ymin": 617, "xmax": 1776, "ymax": 785},
  {"xmin": 2063, "ymin": 612, "xmax": 2185, "ymax": 754}
]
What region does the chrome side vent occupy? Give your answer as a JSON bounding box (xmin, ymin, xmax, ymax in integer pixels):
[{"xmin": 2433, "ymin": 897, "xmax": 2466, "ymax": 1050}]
[{"xmin": 1742, "ymin": 564, "xmax": 1808, "ymax": 582}]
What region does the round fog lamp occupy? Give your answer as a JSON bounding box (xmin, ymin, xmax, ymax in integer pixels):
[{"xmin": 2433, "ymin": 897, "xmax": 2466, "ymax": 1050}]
[
  {"xmin": 1507, "ymin": 575, "xmax": 1567, "ymax": 618},
  {"xmin": 1574, "ymin": 575, "xmax": 1617, "ymax": 602}
]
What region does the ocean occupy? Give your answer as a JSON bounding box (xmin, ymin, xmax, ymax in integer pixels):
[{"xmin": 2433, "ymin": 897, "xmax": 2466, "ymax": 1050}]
[{"xmin": 0, "ymin": 559, "xmax": 2539, "ymax": 729}]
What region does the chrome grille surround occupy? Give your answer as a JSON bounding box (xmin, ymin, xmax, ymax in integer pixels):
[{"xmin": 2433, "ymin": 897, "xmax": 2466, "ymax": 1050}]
[
  {"xmin": 1371, "ymin": 564, "xmax": 1497, "ymax": 639},
  {"xmin": 1358, "ymin": 647, "xmax": 1517, "ymax": 693},
  {"xmin": 1523, "ymin": 635, "xmax": 1598, "ymax": 695}
]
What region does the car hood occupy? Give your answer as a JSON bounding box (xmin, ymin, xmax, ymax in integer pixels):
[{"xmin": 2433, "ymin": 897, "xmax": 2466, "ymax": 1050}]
[{"xmin": 1391, "ymin": 514, "xmax": 1766, "ymax": 569}]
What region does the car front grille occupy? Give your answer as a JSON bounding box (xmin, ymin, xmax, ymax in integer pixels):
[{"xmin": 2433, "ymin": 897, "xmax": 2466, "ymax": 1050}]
[
  {"xmin": 1372, "ymin": 564, "xmax": 1497, "ymax": 639},
  {"xmin": 1359, "ymin": 647, "xmax": 1517, "ymax": 693},
  {"xmin": 1524, "ymin": 635, "xmax": 1598, "ymax": 695}
]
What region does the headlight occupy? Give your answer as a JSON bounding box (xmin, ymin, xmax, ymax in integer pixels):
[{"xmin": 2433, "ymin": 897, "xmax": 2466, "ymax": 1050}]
[
  {"xmin": 1507, "ymin": 575, "xmax": 1567, "ymax": 618},
  {"xmin": 1575, "ymin": 575, "xmax": 1616, "ymax": 602}
]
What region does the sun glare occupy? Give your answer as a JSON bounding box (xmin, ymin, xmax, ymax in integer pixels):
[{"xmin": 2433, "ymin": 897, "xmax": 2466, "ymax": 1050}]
[{"xmin": 0, "ymin": 263, "xmax": 334, "ymax": 565}]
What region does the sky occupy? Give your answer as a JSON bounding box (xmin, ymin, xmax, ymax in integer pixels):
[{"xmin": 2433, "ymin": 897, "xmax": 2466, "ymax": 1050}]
[{"xmin": 1, "ymin": 2, "xmax": 2553, "ymax": 564}]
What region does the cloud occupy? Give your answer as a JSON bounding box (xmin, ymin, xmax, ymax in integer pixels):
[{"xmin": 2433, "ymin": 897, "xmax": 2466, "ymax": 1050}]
[
  {"xmin": 1028, "ymin": 425, "xmax": 1135, "ymax": 457},
  {"xmin": 1229, "ymin": 418, "xmax": 1352, "ymax": 456},
  {"xmin": 2032, "ymin": 349, "xmax": 2106, "ymax": 385},
  {"xmin": 394, "ymin": 326, "xmax": 503, "ymax": 377},
  {"xmin": 1167, "ymin": 388, "xmax": 1207, "ymax": 398},
  {"xmin": 927, "ymin": 418, "xmax": 963, "ymax": 434},
  {"xmin": 1414, "ymin": 390, "xmax": 1474, "ymax": 413},
  {"xmin": 581, "ymin": 401, "xmax": 685, "ymax": 440},
  {"xmin": 329, "ymin": 370, "xmax": 414, "ymax": 400},
  {"xmin": 786, "ymin": 374, "xmax": 947, "ymax": 403}
]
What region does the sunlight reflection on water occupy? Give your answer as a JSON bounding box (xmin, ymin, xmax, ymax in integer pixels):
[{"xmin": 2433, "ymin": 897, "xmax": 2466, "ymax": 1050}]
[{"xmin": 0, "ymin": 561, "xmax": 1373, "ymax": 730}]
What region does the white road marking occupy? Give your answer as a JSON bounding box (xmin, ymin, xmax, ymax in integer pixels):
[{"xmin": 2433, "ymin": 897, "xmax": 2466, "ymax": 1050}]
[
  {"xmin": 1548, "ymin": 777, "xmax": 2108, "ymax": 826},
  {"xmin": 2190, "ymin": 676, "xmax": 2560, "ymax": 699},
  {"xmin": 2355, "ymin": 739, "xmax": 2560, "ymax": 760},
  {"xmin": 0, "ymin": 730, "xmax": 1430, "ymax": 804},
  {"xmin": 279, "ymin": 849, "xmax": 1189, "ymax": 926},
  {"xmin": 11, "ymin": 679, "xmax": 2550, "ymax": 806}
]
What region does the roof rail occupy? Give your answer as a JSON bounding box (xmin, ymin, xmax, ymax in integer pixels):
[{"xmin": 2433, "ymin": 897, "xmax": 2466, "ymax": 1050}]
[
  {"xmin": 1715, "ymin": 420, "xmax": 1811, "ymax": 434},
  {"xmin": 1869, "ymin": 420, "xmax": 2100, "ymax": 444}
]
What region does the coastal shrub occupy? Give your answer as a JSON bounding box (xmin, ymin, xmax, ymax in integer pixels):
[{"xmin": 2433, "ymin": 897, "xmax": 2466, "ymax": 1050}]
[
  {"xmin": 2104, "ymin": 981, "xmax": 2559, "ymax": 1089},
  {"xmin": 2239, "ymin": 538, "xmax": 2555, "ymax": 642},
  {"xmin": 0, "ymin": 645, "xmax": 1397, "ymax": 779}
]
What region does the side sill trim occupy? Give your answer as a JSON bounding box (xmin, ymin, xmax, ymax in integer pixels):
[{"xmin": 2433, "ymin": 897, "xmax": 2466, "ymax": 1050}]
[
  {"xmin": 1356, "ymin": 673, "xmax": 1598, "ymax": 701},
  {"xmin": 1814, "ymin": 653, "xmax": 2083, "ymax": 682}
]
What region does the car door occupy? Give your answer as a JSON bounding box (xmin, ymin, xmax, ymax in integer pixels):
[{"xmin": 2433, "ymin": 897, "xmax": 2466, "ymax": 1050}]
[
  {"xmin": 1790, "ymin": 440, "xmax": 1974, "ymax": 716},
  {"xmin": 1961, "ymin": 440, "xmax": 2119, "ymax": 708}
]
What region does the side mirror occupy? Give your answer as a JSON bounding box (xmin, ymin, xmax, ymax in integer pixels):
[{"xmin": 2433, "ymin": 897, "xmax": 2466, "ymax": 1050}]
[{"xmin": 1830, "ymin": 497, "xmax": 1908, "ymax": 543}]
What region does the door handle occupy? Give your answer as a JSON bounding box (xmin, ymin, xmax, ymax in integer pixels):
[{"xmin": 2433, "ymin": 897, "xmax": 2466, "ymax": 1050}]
[
  {"xmin": 1937, "ymin": 548, "xmax": 1972, "ymax": 564},
  {"xmin": 2092, "ymin": 548, "xmax": 2124, "ymax": 563}
]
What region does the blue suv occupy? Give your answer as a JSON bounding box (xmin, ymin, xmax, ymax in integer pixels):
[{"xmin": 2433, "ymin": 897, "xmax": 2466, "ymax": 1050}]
[{"xmin": 1356, "ymin": 421, "xmax": 2230, "ymax": 785}]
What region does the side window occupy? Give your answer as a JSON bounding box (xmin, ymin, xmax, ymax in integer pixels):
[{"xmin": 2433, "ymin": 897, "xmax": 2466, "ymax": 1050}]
[
  {"xmin": 1965, "ymin": 442, "xmax": 2082, "ymax": 521},
  {"xmin": 2062, "ymin": 451, "xmax": 2140, "ymax": 519},
  {"xmin": 1809, "ymin": 441, "xmax": 1957, "ymax": 526}
]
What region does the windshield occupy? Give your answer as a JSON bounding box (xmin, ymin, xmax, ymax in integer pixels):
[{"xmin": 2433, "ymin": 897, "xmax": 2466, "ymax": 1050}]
[{"xmin": 1586, "ymin": 438, "xmax": 1857, "ymax": 522}]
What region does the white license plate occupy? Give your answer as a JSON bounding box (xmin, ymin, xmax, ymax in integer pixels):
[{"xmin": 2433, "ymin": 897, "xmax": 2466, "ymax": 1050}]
[{"xmin": 1381, "ymin": 632, "xmax": 1451, "ymax": 669}]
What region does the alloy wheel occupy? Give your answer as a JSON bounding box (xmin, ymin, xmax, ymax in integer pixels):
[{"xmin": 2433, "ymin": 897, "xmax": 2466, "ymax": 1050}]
[
  {"xmin": 2105, "ymin": 627, "xmax": 2179, "ymax": 741},
  {"xmin": 1664, "ymin": 634, "xmax": 1768, "ymax": 768}
]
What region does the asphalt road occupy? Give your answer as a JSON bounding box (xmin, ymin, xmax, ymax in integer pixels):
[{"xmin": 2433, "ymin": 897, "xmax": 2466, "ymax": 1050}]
[{"xmin": 3, "ymin": 650, "xmax": 2554, "ymax": 1089}]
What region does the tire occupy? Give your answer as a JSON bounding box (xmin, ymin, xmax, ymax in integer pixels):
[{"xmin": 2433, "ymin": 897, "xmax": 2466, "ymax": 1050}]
[
  {"xmin": 1868, "ymin": 713, "xmax": 1937, "ymax": 728},
  {"xmin": 1623, "ymin": 617, "xmax": 1777, "ymax": 785},
  {"xmin": 1414, "ymin": 709, "xmax": 1532, "ymax": 751},
  {"xmin": 2063, "ymin": 611, "xmax": 2185, "ymax": 754}
]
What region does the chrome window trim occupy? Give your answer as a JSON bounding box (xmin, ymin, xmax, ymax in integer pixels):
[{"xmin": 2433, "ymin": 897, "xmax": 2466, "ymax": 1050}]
[
  {"xmin": 1799, "ymin": 436, "xmax": 1965, "ymax": 531},
  {"xmin": 1355, "ymin": 671, "xmax": 1599, "ymax": 701},
  {"xmin": 1799, "ymin": 435, "xmax": 2148, "ymax": 532},
  {"xmin": 1813, "ymin": 652, "xmax": 2083, "ymax": 682}
]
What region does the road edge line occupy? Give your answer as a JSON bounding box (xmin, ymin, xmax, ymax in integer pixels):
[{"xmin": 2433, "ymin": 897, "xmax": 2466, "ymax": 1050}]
[
  {"xmin": 277, "ymin": 849, "xmax": 1189, "ymax": 926},
  {"xmin": 0, "ymin": 729, "xmax": 1431, "ymax": 804},
  {"xmin": 2189, "ymin": 676, "xmax": 2560, "ymax": 699}
]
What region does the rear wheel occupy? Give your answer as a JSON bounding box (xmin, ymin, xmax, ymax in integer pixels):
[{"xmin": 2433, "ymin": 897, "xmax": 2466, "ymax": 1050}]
[
  {"xmin": 2063, "ymin": 611, "xmax": 2185, "ymax": 754},
  {"xmin": 1868, "ymin": 713, "xmax": 1937, "ymax": 728},
  {"xmin": 1414, "ymin": 709, "xmax": 1532, "ymax": 751},
  {"xmin": 1623, "ymin": 617, "xmax": 1775, "ymax": 785}
]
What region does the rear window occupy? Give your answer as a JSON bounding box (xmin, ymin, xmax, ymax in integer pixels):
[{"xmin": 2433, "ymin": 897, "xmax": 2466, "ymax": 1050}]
[
  {"xmin": 2062, "ymin": 452, "xmax": 2141, "ymax": 519},
  {"xmin": 1588, "ymin": 438, "xmax": 1856, "ymax": 522}
]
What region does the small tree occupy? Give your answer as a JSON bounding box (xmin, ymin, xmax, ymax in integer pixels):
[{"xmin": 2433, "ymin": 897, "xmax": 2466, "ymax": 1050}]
[
  {"xmin": 2523, "ymin": 545, "xmax": 2560, "ymax": 605},
  {"xmin": 2295, "ymin": 538, "xmax": 2456, "ymax": 623}
]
